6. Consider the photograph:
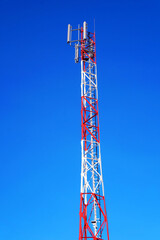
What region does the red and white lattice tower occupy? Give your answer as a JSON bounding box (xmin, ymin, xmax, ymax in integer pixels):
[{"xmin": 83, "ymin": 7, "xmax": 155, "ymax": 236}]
[{"xmin": 67, "ymin": 21, "xmax": 110, "ymax": 240}]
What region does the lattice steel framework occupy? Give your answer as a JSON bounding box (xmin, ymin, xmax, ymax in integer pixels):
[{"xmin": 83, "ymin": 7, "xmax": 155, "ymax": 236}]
[{"xmin": 67, "ymin": 22, "xmax": 110, "ymax": 240}]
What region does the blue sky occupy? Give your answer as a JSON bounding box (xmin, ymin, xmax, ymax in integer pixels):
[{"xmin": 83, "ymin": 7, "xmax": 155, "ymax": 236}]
[{"xmin": 0, "ymin": 0, "xmax": 160, "ymax": 240}]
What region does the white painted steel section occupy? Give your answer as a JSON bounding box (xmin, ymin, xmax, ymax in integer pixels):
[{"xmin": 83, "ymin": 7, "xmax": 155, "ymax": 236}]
[{"xmin": 80, "ymin": 58, "xmax": 104, "ymax": 235}]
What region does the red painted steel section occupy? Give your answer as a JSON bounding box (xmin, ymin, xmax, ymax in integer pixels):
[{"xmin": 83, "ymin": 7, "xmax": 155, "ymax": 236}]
[{"xmin": 79, "ymin": 193, "xmax": 110, "ymax": 240}]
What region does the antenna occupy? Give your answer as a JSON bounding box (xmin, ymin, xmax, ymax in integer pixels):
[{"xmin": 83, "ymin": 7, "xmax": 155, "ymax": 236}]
[
  {"xmin": 83, "ymin": 21, "xmax": 87, "ymax": 40},
  {"xmin": 67, "ymin": 24, "xmax": 72, "ymax": 43},
  {"xmin": 75, "ymin": 43, "xmax": 79, "ymax": 63}
]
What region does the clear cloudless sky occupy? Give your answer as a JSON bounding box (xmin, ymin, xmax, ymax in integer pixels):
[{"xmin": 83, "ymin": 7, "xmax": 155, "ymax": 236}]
[{"xmin": 0, "ymin": 0, "xmax": 160, "ymax": 240}]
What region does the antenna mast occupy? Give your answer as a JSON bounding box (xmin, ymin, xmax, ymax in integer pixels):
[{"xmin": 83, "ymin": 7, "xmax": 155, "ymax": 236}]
[{"xmin": 67, "ymin": 21, "xmax": 110, "ymax": 240}]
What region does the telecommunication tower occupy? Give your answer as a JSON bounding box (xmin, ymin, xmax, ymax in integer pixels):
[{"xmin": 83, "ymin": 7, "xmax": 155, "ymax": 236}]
[{"xmin": 67, "ymin": 21, "xmax": 110, "ymax": 240}]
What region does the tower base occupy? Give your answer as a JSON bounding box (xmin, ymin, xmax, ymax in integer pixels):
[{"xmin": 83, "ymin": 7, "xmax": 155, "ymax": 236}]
[{"xmin": 79, "ymin": 193, "xmax": 110, "ymax": 240}]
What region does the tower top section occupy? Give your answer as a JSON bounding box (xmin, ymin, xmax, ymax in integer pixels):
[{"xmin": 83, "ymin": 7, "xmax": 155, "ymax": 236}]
[{"xmin": 67, "ymin": 22, "xmax": 96, "ymax": 64}]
